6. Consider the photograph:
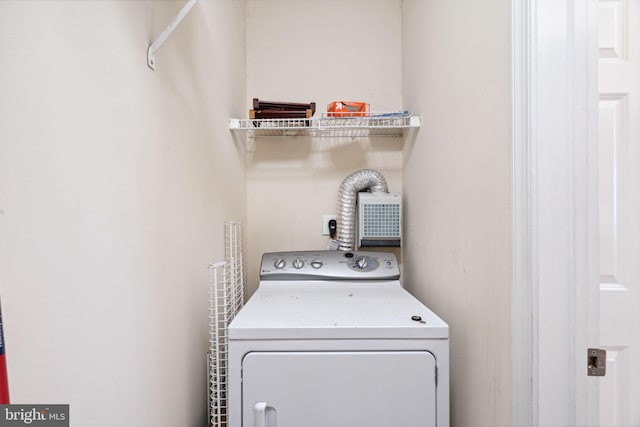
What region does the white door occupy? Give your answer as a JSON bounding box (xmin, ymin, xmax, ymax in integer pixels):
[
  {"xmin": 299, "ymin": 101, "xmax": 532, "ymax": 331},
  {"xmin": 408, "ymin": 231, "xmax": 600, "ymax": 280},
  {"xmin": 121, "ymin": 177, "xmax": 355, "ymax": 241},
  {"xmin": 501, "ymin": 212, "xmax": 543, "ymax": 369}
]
[
  {"xmin": 242, "ymin": 351, "xmax": 437, "ymax": 427},
  {"xmin": 598, "ymin": 0, "xmax": 640, "ymax": 425}
]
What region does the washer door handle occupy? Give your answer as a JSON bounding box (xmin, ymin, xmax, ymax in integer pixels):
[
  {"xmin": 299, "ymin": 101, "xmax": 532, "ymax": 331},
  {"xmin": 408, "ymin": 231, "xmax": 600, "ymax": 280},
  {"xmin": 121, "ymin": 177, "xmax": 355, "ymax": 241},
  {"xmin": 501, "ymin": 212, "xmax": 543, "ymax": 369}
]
[{"xmin": 254, "ymin": 401, "xmax": 276, "ymax": 427}]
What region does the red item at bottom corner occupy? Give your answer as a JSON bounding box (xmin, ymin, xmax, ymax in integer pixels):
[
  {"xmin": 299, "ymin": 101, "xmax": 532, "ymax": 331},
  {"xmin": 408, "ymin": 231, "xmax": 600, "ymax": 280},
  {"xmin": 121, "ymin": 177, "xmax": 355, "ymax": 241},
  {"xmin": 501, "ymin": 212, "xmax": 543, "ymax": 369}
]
[
  {"xmin": 0, "ymin": 354, "xmax": 8, "ymax": 404},
  {"xmin": 0, "ymin": 300, "xmax": 9, "ymax": 404}
]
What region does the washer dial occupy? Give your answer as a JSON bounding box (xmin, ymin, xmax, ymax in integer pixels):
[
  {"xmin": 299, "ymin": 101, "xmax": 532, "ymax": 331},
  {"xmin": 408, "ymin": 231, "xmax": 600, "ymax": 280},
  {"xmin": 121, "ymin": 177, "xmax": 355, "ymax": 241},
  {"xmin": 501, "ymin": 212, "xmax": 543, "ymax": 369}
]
[
  {"xmin": 347, "ymin": 256, "xmax": 379, "ymax": 272},
  {"xmin": 310, "ymin": 259, "xmax": 323, "ymax": 269},
  {"xmin": 355, "ymin": 257, "xmax": 369, "ymax": 270}
]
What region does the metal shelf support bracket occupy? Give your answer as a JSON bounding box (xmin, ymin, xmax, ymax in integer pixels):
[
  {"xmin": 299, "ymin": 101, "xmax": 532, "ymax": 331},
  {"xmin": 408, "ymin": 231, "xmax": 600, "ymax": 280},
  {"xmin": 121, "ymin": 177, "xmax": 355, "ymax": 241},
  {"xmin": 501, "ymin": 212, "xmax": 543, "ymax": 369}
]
[{"xmin": 147, "ymin": 0, "xmax": 198, "ymax": 70}]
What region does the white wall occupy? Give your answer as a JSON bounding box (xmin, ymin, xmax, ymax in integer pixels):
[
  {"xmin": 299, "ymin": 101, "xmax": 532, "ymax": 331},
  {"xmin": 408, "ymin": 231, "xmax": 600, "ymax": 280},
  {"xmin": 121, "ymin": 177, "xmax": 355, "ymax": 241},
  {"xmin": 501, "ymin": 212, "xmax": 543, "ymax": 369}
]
[
  {"xmin": 0, "ymin": 1, "xmax": 245, "ymax": 426},
  {"xmin": 402, "ymin": 1, "xmax": 512, "ymax": 426},
  {"xmin": 245, "ymin": 0, "xmax": 404, "ymax": 290}
]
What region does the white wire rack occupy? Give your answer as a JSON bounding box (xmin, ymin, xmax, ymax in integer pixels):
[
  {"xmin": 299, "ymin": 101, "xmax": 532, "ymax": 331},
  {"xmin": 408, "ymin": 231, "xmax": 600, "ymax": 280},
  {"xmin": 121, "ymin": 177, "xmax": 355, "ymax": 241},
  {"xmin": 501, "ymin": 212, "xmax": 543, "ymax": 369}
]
[
  {"xmin": 228, "ymin": 113, "xmax": 420, "ymax": 138},
  {"xmin": 208, "ymin": 221, "xmax": 246, "ymax": 427},
  {"xmin": 208, "ymin": 261, "xmax": 230, "ymax": 427},
  {"xmin": 224, "ymin": 221, "xmax": 246, "ymax": 314}
]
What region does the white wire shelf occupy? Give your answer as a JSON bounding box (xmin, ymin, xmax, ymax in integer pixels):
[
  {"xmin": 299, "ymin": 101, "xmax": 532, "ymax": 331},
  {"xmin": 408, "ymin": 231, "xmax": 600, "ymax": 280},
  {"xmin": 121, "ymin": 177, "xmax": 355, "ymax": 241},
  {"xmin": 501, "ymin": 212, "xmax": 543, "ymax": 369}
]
[{"xmin": 228, "ymin": 114, "xmax": 421, "ymax": 138}]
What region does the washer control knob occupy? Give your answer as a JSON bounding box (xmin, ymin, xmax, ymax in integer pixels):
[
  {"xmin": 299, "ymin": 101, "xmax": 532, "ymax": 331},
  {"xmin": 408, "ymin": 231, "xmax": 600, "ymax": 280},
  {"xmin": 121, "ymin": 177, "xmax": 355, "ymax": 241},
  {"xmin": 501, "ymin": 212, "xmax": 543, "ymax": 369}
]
[
  {"xmin": 355, "ymin": 257, "xmax": 369, "ymax": 270},
  {"xmin": 274, "ymin": 259, "xmax": 286, "ymax": 269},
  {"xmin": 292, "ymin": 258, "xmax": 305, "ymax": 269},
  {"xmin": 310, "ymin": 259, "xmax": 323, "ymax": 269}
]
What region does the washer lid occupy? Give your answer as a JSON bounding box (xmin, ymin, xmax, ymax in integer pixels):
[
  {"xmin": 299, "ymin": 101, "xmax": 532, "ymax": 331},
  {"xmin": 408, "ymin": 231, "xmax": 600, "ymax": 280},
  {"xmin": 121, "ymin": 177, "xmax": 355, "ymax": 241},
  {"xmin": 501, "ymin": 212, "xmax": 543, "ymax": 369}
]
[{"xmin": 228, "ymin": 281, "xmax": 448, "ymax": 340}]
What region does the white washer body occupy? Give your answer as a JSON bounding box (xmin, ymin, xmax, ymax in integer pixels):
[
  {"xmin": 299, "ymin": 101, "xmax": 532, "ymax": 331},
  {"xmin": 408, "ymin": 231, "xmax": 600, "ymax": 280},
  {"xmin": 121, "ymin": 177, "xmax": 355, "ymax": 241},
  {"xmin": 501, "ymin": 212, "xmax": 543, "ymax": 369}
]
[{"xmin": 228, "ymin": 251, "xmax": 449, "ymax": 427}]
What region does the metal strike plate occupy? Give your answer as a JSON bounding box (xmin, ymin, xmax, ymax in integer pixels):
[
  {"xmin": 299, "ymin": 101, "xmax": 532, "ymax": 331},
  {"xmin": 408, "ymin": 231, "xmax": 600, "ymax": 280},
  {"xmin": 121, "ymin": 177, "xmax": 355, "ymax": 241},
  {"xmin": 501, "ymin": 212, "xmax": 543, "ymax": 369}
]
[{"xmin": 588, "ymin": 348, "xmax": 606, "ymax": 376}]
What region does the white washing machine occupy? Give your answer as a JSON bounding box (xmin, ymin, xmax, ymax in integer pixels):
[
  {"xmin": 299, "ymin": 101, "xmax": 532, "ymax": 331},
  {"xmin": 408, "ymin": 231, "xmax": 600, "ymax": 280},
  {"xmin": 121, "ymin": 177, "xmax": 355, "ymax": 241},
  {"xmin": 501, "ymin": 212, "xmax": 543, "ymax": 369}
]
[{"xmin": 228, "ymin": 250, "xmax": 449, "ymax": 427}]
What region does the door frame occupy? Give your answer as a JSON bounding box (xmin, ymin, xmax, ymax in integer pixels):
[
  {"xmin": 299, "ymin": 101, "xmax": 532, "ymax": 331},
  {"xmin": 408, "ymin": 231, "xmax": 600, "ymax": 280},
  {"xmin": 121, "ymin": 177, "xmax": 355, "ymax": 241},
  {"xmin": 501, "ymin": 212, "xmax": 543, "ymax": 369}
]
[{"xmin": 512, "ymin": 1, "xmax": 600, "ymax": 426}]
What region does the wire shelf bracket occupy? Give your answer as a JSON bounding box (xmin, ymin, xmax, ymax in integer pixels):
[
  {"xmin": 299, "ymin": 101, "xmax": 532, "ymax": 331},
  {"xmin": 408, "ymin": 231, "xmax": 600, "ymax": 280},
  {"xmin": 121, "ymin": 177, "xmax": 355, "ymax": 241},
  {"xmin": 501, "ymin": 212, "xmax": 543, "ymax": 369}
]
[{"xmin": 147, "ymin": 0, "xmax": 198, "ymax": 70}]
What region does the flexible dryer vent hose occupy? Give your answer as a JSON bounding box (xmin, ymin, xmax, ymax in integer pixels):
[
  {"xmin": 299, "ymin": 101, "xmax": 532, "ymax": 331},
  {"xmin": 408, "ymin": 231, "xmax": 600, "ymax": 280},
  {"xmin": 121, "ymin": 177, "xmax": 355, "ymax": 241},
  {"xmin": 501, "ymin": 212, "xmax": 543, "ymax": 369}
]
[{"xmin": 336, "ymin": 169, "xmax": 388, "ymax": 251}]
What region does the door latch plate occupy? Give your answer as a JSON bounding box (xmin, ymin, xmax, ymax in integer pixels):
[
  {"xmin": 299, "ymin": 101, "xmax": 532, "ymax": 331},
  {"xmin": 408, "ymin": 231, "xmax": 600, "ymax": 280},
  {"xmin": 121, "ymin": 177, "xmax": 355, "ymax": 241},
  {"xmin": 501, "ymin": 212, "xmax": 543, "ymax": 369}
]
[{"xmin": 588, "ymin": 348, "xmax": 606, "ymax": 376}]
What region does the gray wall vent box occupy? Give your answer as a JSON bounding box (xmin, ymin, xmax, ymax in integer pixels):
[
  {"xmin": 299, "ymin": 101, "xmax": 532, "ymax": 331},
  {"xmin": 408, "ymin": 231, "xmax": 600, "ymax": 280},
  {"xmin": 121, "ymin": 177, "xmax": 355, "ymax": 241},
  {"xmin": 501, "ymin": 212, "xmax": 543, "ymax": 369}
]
[{"xmin": 357, "ymin": 192, "xmax": 402, "ymax": 248}]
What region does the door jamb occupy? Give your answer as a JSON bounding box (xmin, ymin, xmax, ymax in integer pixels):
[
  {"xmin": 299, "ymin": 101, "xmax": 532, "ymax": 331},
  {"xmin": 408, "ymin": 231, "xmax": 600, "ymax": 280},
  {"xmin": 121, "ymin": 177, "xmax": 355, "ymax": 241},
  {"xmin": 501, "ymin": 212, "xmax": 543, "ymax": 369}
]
[{"xmin": 511, "ymin": 1, "xmax": 600, "ymax": 425}]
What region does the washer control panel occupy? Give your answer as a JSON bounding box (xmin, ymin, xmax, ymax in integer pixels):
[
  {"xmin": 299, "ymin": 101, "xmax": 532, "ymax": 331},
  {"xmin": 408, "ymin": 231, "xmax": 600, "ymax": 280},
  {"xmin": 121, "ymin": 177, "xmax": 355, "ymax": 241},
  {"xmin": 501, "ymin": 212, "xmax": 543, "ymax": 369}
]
[{"xmin": 260, "ymin": 250, "xmax": 399, "ymax": 281}]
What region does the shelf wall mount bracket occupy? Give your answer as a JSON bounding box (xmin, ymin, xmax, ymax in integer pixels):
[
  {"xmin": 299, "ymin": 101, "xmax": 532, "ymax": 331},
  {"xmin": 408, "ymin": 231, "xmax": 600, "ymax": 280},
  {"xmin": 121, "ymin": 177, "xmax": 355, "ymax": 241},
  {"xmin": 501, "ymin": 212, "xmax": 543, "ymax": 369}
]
[{"xmin": 147, "ymin": 0, "xmax": 198, "ymax": 70}]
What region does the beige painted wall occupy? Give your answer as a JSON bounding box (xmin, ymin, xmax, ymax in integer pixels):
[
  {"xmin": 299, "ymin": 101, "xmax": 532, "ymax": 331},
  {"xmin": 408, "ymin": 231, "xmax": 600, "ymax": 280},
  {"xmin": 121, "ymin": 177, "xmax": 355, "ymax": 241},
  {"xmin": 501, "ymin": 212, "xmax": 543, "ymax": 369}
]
[
  {"xmin": 402, "ymin": 1, "xmax": 513, "ymax": 426},
  {"xmin": 245, "ymin": 0, "xmax": 404, "ymax": 291},
  {"xmin": 0, "ymin": 1, "xmax": 245, "ymax": 426}
]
